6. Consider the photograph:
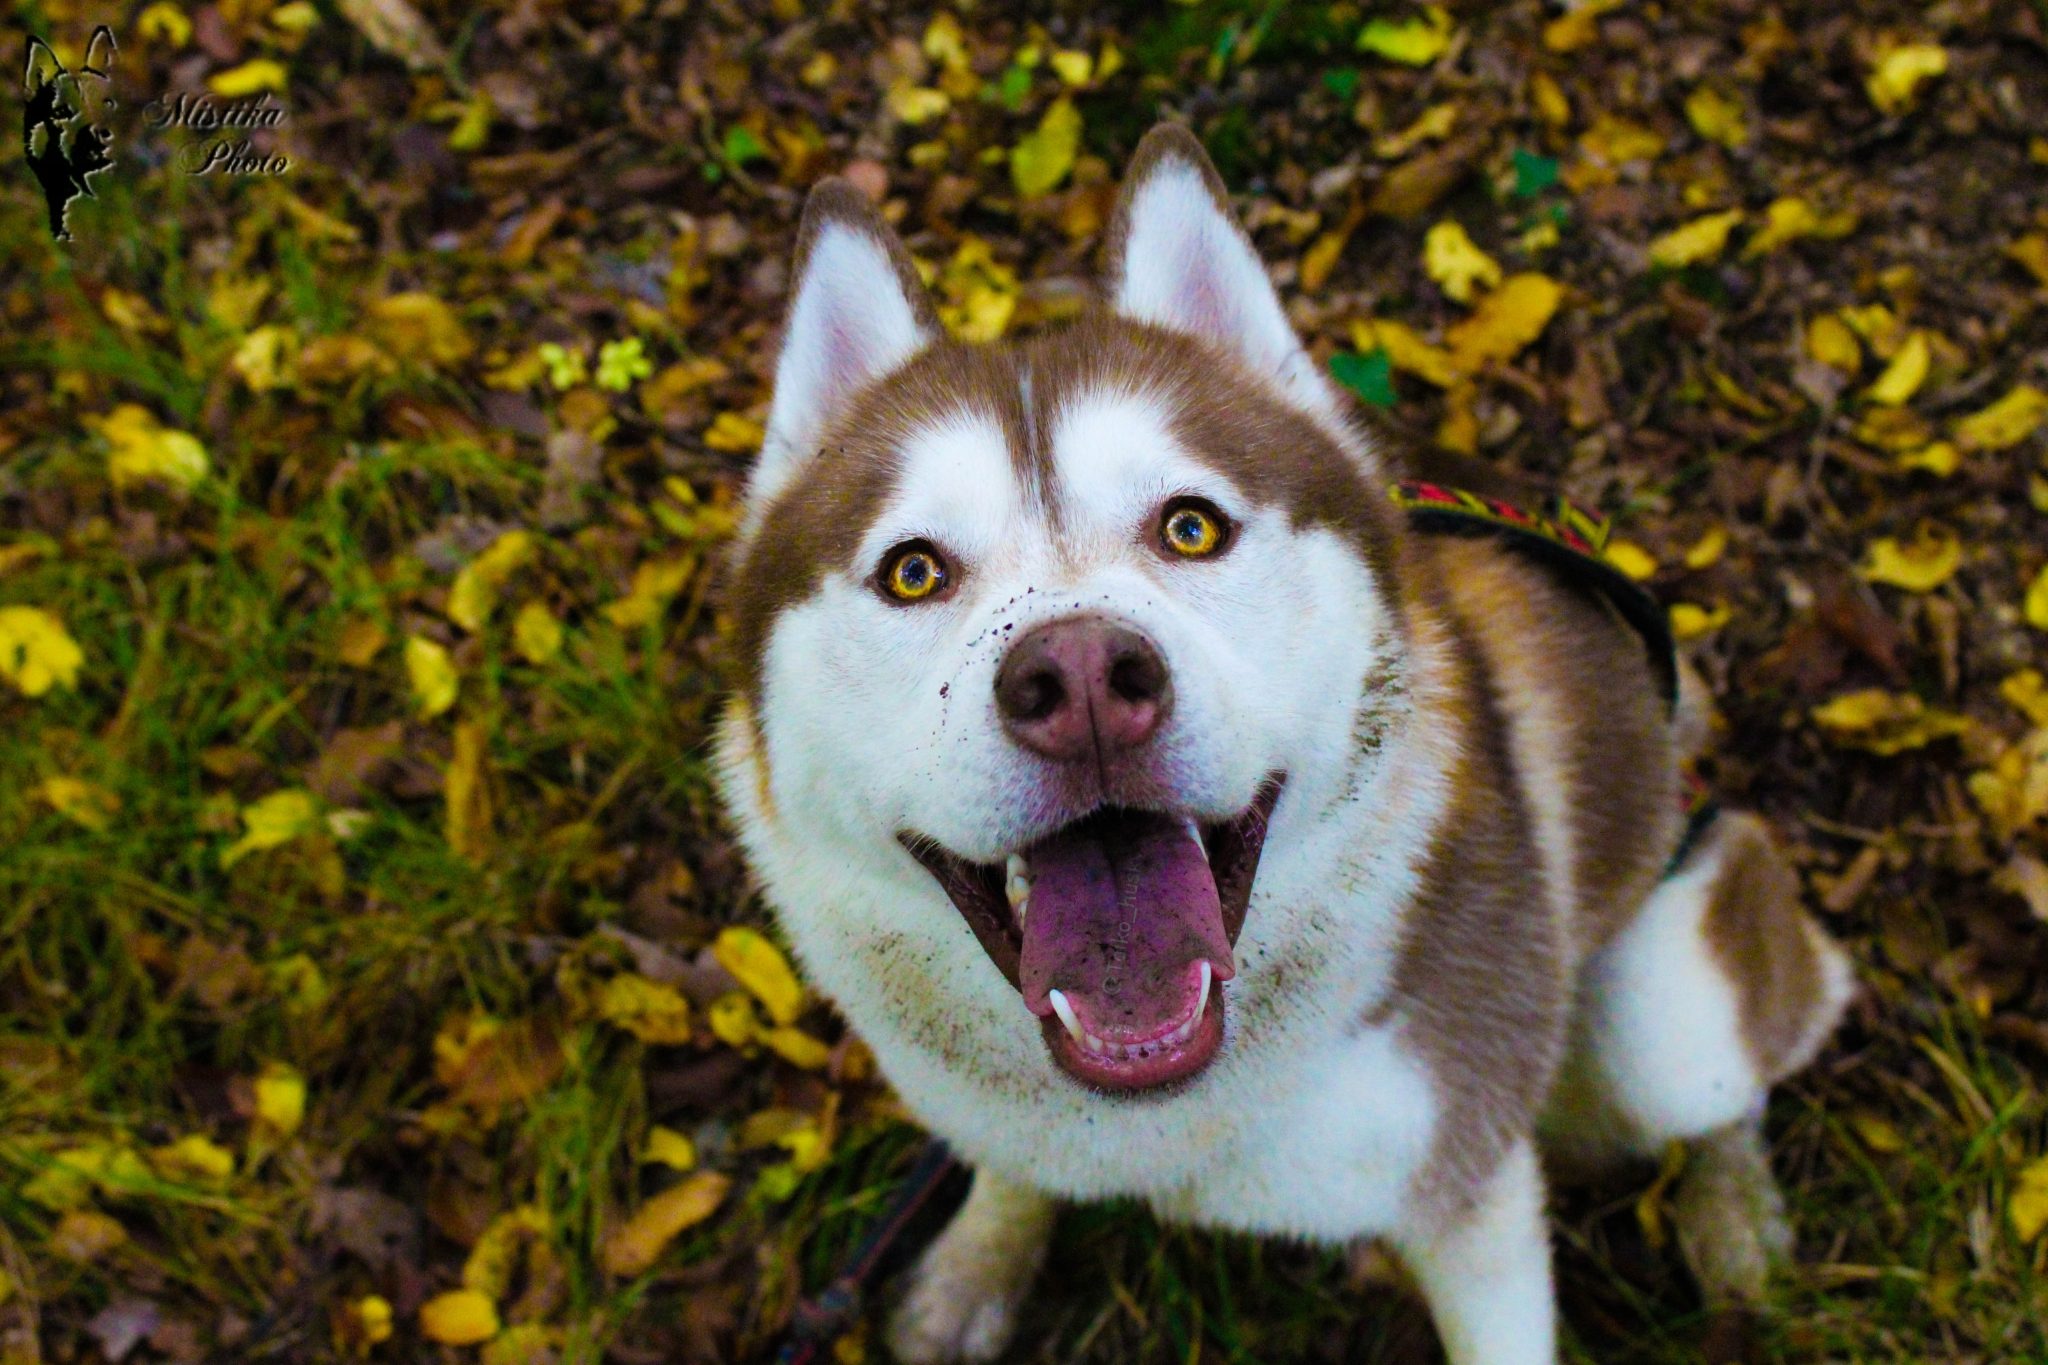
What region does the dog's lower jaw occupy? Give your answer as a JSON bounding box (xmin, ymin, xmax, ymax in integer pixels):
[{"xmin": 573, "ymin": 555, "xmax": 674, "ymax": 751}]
[{"xmin": 888, "ymin": 1170, "xmax": 1056, "ymax": 1365}]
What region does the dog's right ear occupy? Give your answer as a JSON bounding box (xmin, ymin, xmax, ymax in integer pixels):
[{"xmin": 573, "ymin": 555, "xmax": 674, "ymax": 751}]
[{"xmin": 756, "ymin": 182, "xmax": 937, "ymax": 507}]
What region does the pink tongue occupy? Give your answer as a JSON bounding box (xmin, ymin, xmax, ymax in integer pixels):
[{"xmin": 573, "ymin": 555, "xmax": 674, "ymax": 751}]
[{"xmin": 1018, "ymin": 811, "xmax": 1234, "ymax": 1034}]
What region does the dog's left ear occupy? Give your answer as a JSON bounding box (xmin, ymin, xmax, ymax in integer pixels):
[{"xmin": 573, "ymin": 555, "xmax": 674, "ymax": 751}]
[{"xmin": 1102, "ymin": 124, "xmax": 1340, "ymax": 423}]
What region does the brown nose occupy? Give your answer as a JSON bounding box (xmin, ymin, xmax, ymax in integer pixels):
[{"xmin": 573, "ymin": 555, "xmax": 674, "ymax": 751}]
[{"xmin": 994, "ymin": 616, "xmax": 1173, "ymax": 762}]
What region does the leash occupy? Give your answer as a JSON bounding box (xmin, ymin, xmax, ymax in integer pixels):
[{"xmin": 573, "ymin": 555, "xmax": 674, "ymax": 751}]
[{"xmin": 774, "ymin": 1137, "xmax": 965, "ymax": 1365}]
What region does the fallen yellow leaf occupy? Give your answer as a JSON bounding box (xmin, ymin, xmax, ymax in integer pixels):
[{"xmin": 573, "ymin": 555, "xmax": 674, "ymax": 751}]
[
  {"xmin": 445, "ymin": 720, "xmax": 493, "ymax": 860},
  {"xmin": 513, "ymin": 601, "xmax": 563, "ymax": 664},
  {"xmin": 1968, "ymin": 731, "xmax": 2048, "ymax": 835},
  {"xmin": 707, "ymin": 991, "xmax": 762, "ymax": 1048},
  {"xmin": 1011, "ymin": 96, "xmax": 1082, "ymax": 198},
  {"xmin": 1542, "ymin": 0, "xmax": 1623, "ymax": 54},
  {"xmin": 1648, "ymin": 209, "xmax": 1745, "ymax": 269},
  {"xmin": 1579, "ymin": 112, "xmax": 1665, "ymax": 165},
  {"xmin": 1444, "ymin": 273, "xmax": 1563, "ymax": 372},
  {"xmin": 603, "ymin": 556, "xmax": 697, "ymax": 629},
  {"xmin": 254, "ymin": 1062, "xmax": 307, "ymax": 1136},
  {"xmin": 1351, "ymin": 318, "xmax": 1458, "ymax": 388},
  {"xmin": 1668, "ymin": 602, "xmax": 1729, "ymax": 641},
  {"xmin": 1951, "ymin": 384, "xmax": 2048, "ymax": 452},
  {"xmin": 1805, "ymin": 314, "xmax": 1862, "ymax": 373},
  {"xmin": 2001, "ymin": 671, "xmax": 2048, "ymax": 727},
  {"xmin": 38, "ymin": 776, "xmax": 120, "ymax": 830},
  {"xmin": 1858, "ymin": 526, "xmax": 1961, "ymax": 593},
  {"xmin": 1423, "ymin": 220, "xmax": 1502, "ymax": 304},
  {"xmin": 150, "ymin": 1133, "xmax": 235, "ymax": 1182},
  {"xmin": 1866, "ymin": 43, "xmax": 1947, "ymax": 116},
  {"xmin": 1603, "ymin": 539, "xmax": 1658, "ymax": 582},
  {"xmin": 1865, "ymin": 329, "xmax": 1929, "ymax": 405},
  {"xmin": 935, "ymin": 238, "xmax": 1019, "ymax": 343},
  {"xmin": 405, "ymin": 635, "xmax": 459, "ymax": 717},
  {"xmin": 368, "ymin": 292, "xmax": 473, "ymax": 366},
  {"xmin": 885, "ymin": 82, "xmax": 948, "ymax": 126},
  {"xmin": 713, "ymin": 927, "xmax": 805, "ymax": 1026},
  {"xmin": 349, "ymin": 1296, "xmax": 394, "ymax": 1347},
  {"xmin": 2027, "ymin": 564, "xmax": 2048, "ymax": 632},
  {"xmin": 1049, "ymin": 48, "xmax": 1093, "ymax": 86},
  {"xmin": 595, "ymin": 974, "xmax": 694, "ymax": 1045},
  {"xmin": 462, "ymin": 1206, "xmax": 549, "ymax": 1301},
  {"xmin": 208, "ymin": 58, "xmax": 287, "ymax": 96},
  {"xmin": 1745, "ymin": 197, "xmax": 1857, "ymax": 257},
  {"xmin": 2013, "ymin": 1155, "xmax": 2048, "ymax": 1242},
  {"xmin": 448, "ymin": 530, "xmax": 536, "ymax": 633},
  {"xmin": 1894, "ymin": 441, "xmax": 1958, "ymax": 477},
  {"xmin": 1357, "ymin": 6, "xmax": 1453, "ymax": 66},
  {"xmin": 96, "ymin": 404, "xmax": 209, "ymax": 491},
  {"xmin": 702, "ymin": 411, "xmax": 765, "ymax": 453},
  {"xmin": 1684, "ymin": 85, "xmax": 1747, "ymax": 148},
  {"xmin": 601, "ymin": 1172, "xmax": 731, "ymax": 1276},
  {"xmin": 419, "ymin": 1289, "xmax": 500, "ymax": 1345},
  {"xmin": 2009, "ymin": 233, "xmax": 2048, "ymax": 287},
  {"xmin": 1677, "ymin": 525, "xmax": 1725, "ymax": 570},
  {"xmin": 644, "ymin": 1126, "xmax": 696, "ymax": 1171},
  {"xmin": 760, "ymin": 1026, "xmax": 833, "ymax": 1070},
  {"xmin": 1811, "ymin": 689, "xmax": 1969, "ymax": 755},
  {"xmin": 221, "ymin": 789, "xmax": 320, "ymax": 868}
]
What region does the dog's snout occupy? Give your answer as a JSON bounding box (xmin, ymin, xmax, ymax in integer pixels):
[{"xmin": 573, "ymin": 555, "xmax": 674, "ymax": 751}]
[{"xmin": 995, "ymin": 616, "xmax": 1173, "ymax": 762}]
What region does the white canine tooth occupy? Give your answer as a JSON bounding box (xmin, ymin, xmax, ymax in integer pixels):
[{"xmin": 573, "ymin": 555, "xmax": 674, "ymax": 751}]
[
  {"xmin": 1197, "ymin": 961, "xmax": 1213, "ymax": 1010},
  {"xmin": 1085, "ymin": 1032, "xmax": 1105, "ymax": 1054},
  {"xmin": 1182, "ymin": 817, "xmax": 1203, "ymax": 845},
  {"xmin": 1048, "ymin": 989, "xmax": 1084, "ymax": 1044}
]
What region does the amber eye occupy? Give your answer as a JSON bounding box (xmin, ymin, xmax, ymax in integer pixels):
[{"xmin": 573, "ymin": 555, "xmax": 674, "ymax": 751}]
[
  {"xmin": 881, "ymin": 543, "xmax": 949, "ymax": 602},
  {"xmin": 1160, "ymin": 501, "xmax": 1227, "ymax": 558}
]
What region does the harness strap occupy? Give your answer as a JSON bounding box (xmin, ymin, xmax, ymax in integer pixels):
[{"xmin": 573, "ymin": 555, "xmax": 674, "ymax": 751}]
[
  {"xmin": 1388, "ymin": 480, "xmax": 1711, "ymax": 873},
  {"xmin": 1388, "ymin": 480, "xmax": 1679, "ymax": 712}
]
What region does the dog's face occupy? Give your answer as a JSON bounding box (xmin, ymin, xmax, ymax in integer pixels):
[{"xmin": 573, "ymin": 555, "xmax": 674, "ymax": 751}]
[{"xmin": 721, "ymin": 128, "xmax": 1413, "ymax": 1104}]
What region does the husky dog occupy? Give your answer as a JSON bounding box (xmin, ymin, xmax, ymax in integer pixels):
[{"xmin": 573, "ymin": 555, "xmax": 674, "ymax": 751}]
[{"xmin": 715, "ymin": 125, "xmax": 1852, "ymax": 1364}]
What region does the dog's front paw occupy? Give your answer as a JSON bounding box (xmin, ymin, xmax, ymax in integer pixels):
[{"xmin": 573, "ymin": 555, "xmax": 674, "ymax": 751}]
[{"xmin": 886, "ymin": 1257, "xmax": 1029, "ymax": 1364}]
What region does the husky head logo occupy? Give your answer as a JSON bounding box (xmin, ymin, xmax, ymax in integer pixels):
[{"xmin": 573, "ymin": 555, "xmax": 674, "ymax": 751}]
[
  {"xmin": 24, "ymin": 28, "xmax": 119, "ymax": 242},
  {"xmin": 719, "ymin": 126, "xmax": 1421, "ymax": 1137}
]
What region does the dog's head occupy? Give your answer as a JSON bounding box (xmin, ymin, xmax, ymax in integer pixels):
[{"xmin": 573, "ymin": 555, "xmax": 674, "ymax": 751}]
[{"xmin": 719, "ymin": 126, "xmax": 1417, "ymax": 1102}]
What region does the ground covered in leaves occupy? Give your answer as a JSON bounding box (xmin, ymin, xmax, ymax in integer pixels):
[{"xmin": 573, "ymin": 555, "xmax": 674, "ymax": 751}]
[{"xmin": 4, "ymin": 0, "xmax": 2048, "ymax": 1361}]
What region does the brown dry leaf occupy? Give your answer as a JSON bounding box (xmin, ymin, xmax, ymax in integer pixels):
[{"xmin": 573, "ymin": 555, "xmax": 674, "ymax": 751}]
[
  {"xmin": 52, "ymin": 1209, "xmax": 128, "ymax": 1262},
  {"xmin": 333, "ymin": 0, "xmax": 447, "ymax": 67},
  {"xmin": 600, "ymin": 1173, "xmax": 731, "ymax": 1277},
  {"xmin": 367, "ymin": 293, "xmax": 473, "ymax": 367},
  {"xmin": 433, "ymin": 1014, "xmax": 565, "ymax": 1110}
]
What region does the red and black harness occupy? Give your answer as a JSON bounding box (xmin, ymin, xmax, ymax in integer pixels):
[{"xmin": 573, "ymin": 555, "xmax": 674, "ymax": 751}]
[{"xmin": 773, "ymin": 483, "xmax": 1720, "ymax": 1361}]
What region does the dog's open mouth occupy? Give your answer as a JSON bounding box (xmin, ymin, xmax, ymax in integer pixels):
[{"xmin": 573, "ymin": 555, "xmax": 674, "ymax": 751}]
[{"xmin": 901, "ymin": 776, "xmax": 1285, "ymax": 1093}]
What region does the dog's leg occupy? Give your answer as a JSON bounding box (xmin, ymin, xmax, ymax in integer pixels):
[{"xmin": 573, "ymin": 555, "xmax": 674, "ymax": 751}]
[
  {"xmin": 887, "ymin": 1167, "xmax": 1055, "ymax": 1364},
  {"xmin": 1554, "ymin": 811, "xmax": 1850, "ymax": 1307},
  {"xmin": 1670, "ymin": 1109, "xmax": 1795, "ymax": 1309},
  {"xmin": 1391, "ymin": 1141, "xmax": 1557, "ymax": 1365}
]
